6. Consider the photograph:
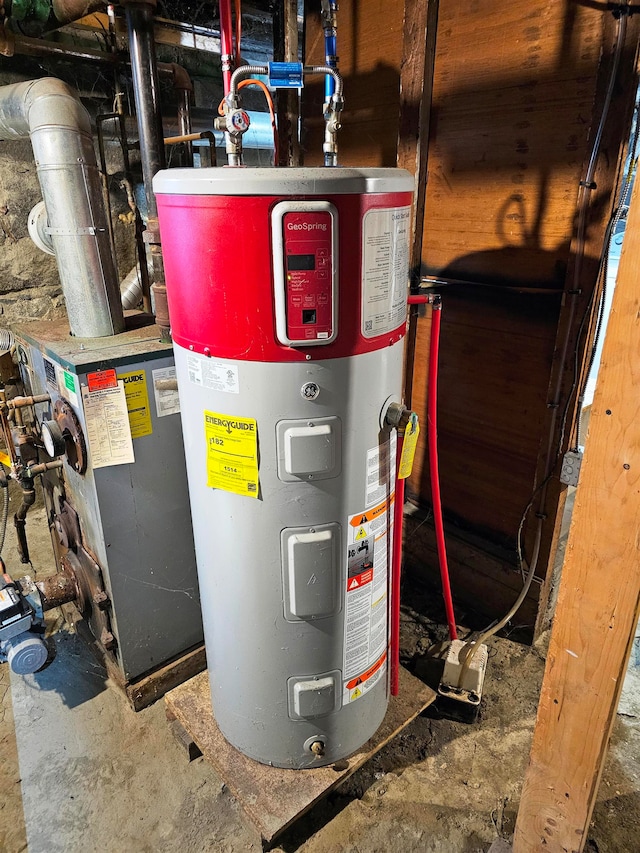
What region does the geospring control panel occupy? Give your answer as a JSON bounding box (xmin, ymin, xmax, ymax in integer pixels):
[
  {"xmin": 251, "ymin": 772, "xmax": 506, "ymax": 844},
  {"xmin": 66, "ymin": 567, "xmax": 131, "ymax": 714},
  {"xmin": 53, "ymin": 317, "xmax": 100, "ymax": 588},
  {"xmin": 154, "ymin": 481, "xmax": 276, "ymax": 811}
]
[{"xmin": 271, "ymin": 201, "xmax": 338, "ymax": 346}]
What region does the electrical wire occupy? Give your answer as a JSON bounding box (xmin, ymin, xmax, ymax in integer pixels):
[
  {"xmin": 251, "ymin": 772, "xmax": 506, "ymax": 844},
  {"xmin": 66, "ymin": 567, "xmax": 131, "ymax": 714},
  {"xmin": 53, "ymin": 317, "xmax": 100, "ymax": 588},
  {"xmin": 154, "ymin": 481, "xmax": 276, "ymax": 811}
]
[
  {"xmin": 0, "ymin": 470, "xmax": 8, "ymax": 557},
  {"xmin": 559, "ymin": 145, "xmax": 638, "ymax": 452},
  {"xmin": 556, "ymin": 11, "xmax": 627, "ymax": 430},
  {"xmin": 573, "ymin": 105, "xmax": 639, "ymax": 448},
  {"xmin": 456, "ymin": 11, "xmax": 627, "ymax": 683},
  {"xmin": 458, "ymin": 473, "xmax": 553, "ymax": 682}
]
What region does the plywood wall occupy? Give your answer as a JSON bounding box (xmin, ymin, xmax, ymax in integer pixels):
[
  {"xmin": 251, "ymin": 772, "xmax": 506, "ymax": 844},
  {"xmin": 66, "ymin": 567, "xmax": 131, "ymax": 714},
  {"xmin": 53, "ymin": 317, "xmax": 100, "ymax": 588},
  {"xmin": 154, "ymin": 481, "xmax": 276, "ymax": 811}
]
[
  {"xmin": 303, "ymin": 0, "xmax": 404, "ymax": 166},
  {"xmin": 305, "ymin": 0, "xmax": 638, "ymax": 620}
]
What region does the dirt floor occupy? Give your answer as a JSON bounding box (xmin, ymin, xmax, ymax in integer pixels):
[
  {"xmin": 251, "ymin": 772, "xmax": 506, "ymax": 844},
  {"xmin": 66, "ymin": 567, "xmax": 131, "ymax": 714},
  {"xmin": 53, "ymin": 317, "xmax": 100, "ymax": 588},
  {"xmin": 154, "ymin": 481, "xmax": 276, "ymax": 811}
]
[{"xmin": 1, "ymin": 479, "xmax": 639, "ymax": 852}]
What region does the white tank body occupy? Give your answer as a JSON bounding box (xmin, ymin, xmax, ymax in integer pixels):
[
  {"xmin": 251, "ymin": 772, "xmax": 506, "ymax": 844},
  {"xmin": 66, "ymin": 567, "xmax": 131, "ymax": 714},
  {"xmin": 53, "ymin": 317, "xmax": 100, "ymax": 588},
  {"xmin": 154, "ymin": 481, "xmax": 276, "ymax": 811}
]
[{"xmin": 154, "ymin": 167, "xmax": 414, "ymax": 767}]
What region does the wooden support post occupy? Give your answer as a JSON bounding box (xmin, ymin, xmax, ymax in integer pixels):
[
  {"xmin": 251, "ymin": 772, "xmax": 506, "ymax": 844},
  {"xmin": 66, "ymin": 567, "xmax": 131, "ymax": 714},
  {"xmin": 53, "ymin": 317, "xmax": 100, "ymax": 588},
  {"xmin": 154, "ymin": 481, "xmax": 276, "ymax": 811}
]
[
  {"xmin": 274, "ymin": 0, "xmax": 301, "ymax": 166},
  {"xmin": 397, "ymin": 0, "xmax": 439, "ymax": 405},
  {"xmin": 513, "ymin": 162, "xmax": 640, "ymax": 852}
]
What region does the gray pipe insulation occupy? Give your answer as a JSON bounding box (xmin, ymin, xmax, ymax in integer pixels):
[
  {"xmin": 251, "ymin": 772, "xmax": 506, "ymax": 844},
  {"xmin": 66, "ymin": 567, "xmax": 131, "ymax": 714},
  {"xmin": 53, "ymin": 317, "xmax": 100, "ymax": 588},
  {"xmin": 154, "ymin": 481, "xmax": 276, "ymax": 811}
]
[{"xmin": 0, "ymin": 78, "xmax": 125, "ymax": 338}]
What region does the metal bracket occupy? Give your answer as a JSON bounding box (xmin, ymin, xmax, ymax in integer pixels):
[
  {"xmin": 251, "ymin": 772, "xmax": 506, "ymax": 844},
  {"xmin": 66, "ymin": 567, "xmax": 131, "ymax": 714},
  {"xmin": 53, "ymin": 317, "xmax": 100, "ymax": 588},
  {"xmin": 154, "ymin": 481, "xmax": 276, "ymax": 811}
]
[{"xmin": 44, "ymin": 226, "xmax": 105, "ymax": 237}]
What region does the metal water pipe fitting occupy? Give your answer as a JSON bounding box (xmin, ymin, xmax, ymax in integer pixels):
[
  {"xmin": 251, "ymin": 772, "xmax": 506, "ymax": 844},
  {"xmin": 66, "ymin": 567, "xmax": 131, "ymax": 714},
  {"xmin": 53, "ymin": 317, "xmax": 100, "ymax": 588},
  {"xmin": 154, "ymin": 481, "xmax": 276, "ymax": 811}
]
[
  {"xmin": 320, "ymin": 0, "xmax": 338, "ymax": 45},
  {"xmin": 7, "ymin": 394, "xmax": 51, "ymax": 409},
  {"xmin": 307, "ymin": 65, "xmax": 344, "ymax": 167},
  {"xmin": 217, "ymin": 64, "xmax": 268, "ymax": 166},
  {"xmin": 223, "ymin": 64, "xmax": 344, "ymax": 166},
  {"xmin": 14, "ymin": 473, "xmax": 35, "ymax": 564},
  {"xmin": 385, "ymin": 401, "xmax": 410, "ymax": 434},
  {"xmin": 213, "ymin": 106, "xmax": 251, "ymax": 167}
]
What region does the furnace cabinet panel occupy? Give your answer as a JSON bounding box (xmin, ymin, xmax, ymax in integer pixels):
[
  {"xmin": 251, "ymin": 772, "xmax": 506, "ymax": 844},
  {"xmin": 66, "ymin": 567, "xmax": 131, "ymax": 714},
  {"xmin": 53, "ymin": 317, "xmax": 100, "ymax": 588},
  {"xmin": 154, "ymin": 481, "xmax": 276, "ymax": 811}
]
[{"xmin": 15, "ymin": 320, "xmax": 203, "ymax": 681}]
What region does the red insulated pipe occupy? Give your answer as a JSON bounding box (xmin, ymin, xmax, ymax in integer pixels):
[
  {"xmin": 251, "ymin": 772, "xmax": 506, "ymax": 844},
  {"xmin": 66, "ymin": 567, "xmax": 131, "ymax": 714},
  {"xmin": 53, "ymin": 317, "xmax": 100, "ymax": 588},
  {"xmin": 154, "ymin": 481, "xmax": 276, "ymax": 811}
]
[
  {"xmin": 219, "ymin": 0, "xmax": 234, "ymax": 96},
  {"xmin": 428, "ymin": 303, "xmax": 458, "ymax": 641},
  {"xmin": 390, "ymin": 433, "xmax": 405, "ymax": 697}
]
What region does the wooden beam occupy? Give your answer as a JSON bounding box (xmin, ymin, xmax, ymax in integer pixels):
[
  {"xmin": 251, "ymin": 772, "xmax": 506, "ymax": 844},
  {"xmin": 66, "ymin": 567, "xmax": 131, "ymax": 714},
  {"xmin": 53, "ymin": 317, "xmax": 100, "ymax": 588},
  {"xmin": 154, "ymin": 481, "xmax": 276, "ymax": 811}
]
[
  {"xmin": 513, "ymin": 153, "xmax": 640, "ymax": 852},
  {"xmin": 74, "ymin": 13, "xmax": 222, "ymax": 54},
  {"xmin": 274, "ymin": 0, "xmax": 301, "ymax": 166},
  {"xmin": 397, "ymin": 0, "xmax": 438, "ymax": 238},
  {"xmin": 397, "ymin": 0, "xmax": 439, "ymax": 405}
]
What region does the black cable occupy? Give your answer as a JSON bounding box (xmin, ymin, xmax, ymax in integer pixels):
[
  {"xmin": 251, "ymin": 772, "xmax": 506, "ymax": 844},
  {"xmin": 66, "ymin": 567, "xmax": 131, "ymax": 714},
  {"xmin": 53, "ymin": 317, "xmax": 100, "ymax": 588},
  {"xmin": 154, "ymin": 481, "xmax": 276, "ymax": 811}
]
[{"xmin": 573, "ymin": 105, "xmax": 639, "ymax": 448}]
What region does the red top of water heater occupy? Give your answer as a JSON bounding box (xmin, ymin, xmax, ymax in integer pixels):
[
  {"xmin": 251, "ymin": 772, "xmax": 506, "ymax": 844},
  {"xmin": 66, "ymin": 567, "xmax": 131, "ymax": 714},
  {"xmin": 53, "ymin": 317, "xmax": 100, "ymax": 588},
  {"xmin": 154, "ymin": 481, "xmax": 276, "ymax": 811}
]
[{"xmin": 154, "ymin": 168, "xmax": 414, "ymax": 363}]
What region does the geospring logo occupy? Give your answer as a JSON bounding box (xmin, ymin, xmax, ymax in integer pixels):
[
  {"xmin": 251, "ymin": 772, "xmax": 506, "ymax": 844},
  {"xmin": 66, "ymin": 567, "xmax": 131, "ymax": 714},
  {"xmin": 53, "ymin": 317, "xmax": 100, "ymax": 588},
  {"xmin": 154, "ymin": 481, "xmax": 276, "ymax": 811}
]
[{"xmin": 286, "ymin": 221, "xmax": 327, "ymax": 231}]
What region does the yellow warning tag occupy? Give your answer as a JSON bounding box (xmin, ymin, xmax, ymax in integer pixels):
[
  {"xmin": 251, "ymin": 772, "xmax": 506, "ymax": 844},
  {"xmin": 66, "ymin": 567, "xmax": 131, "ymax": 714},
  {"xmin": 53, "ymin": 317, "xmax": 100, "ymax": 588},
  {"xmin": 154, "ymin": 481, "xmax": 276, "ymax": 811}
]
[
  {"xmin": 204, "ymin": 410, "xmax": 259, "ymax": 498},
  {"xmin": 355, "ymin": 526, "xmax": 368, "ymax": 540},
  {"xmin": 398, "ymin": 417, "xmax": 420, "ymax": 480},
  {"xmin": 118, "ymin": 370, "xmax": 152, "ymax": 439},
  {"xmin": 351, "ymin": 687, "xmax": 362, "ymax": 700}
]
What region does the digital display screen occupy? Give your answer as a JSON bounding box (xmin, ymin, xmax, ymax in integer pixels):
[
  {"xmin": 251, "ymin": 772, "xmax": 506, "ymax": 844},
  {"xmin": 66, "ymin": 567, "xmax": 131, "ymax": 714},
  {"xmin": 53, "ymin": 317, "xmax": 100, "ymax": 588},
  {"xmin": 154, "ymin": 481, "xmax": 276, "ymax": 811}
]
[{"xmin": 287, "ymin": 254, "xmax": 316, "ymax": 271}]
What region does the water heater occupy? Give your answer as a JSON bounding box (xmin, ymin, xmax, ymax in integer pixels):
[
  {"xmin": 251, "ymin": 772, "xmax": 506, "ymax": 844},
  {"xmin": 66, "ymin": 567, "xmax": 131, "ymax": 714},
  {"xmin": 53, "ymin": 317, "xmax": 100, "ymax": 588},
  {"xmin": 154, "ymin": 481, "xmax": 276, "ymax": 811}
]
[{"xmin": 154, "ymin": 167, "xmax": 413, "ymax": 768}]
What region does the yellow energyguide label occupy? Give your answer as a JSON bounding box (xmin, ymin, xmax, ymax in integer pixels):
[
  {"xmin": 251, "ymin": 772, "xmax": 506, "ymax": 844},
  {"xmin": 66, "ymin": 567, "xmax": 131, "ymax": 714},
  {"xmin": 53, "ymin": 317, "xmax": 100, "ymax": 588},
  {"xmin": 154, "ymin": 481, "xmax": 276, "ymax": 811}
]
[
  {"xmin": 398, "ymin": 418, "xmax": 420, "ymax": 480},
  {"xmin": 118, "ymin": 370, "xmax": 153, "ymax": 439},
  {"xmin": 204, "ymin": 410, "xmax": 259, "ymax": 498}
]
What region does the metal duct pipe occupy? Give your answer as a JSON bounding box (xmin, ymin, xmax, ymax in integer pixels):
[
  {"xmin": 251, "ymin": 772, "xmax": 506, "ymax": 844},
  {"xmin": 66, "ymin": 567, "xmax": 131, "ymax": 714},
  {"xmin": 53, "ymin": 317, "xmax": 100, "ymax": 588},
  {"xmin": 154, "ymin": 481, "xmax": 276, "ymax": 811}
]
[
  {"xmin": 0, "ymin": 78, "xmax": 125, "ymax": 337},
  {"xmin": 124, "ymin": 2, "xmax": 165, "ymax": 206},
  {"xmin": 124, "ymin": 0, "xmax": 169, "ymax": 339},
  {"xmin": 119, "ymin": 262, "xmax": 152, "ymax": 309},
  {"xmin": 0, "ymin": 329, "xmax": 15, "ymax": 354}
]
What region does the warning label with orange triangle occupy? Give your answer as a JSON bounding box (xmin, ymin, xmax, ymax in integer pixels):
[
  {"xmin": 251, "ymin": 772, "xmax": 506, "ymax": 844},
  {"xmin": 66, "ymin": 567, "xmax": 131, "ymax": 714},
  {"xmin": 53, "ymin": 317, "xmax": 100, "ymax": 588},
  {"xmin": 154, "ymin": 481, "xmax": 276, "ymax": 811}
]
[{"xmin": 349, "ymin": 497, "xmax": 393, "ymax": 527}]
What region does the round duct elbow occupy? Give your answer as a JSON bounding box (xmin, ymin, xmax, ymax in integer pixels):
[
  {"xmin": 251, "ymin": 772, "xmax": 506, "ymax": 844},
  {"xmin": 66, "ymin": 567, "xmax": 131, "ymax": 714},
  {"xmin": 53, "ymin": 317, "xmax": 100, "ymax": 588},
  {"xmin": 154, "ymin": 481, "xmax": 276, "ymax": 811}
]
[{"xmin": 27, "ymin": 199, "xmax": 54, "ymax": 255}]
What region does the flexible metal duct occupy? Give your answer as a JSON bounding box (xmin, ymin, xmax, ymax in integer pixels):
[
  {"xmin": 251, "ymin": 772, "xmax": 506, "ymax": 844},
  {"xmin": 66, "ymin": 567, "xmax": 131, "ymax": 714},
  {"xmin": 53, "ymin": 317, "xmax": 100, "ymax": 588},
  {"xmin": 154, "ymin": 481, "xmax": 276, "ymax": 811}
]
[
  {"xmin": 0, "ymin": 78, "xmax": 125, "ymax": 337},
  {"xmin": 0, "ymin": 328, "xmax": 15, "ymax": 354},
  {"xmin": 119, "ymin": 263, "xmax": 150, "ymax": 310}
]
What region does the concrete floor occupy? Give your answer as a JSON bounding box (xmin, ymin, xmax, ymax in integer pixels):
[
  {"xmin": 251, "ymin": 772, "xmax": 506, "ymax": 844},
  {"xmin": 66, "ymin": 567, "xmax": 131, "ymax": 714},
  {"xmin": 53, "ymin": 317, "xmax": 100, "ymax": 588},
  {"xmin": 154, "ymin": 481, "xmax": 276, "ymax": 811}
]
[{"xmin": 1, "ymin": 494, "xmax": 639, "ymax": 852}]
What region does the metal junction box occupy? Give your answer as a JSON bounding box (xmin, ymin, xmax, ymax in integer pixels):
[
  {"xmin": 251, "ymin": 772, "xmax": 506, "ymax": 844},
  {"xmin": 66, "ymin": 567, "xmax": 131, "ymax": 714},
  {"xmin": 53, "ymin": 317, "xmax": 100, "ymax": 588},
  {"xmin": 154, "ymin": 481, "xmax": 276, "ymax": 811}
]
[{"xmin": 13, "ymin": 318, "xmax": 203, "ymax": 683}]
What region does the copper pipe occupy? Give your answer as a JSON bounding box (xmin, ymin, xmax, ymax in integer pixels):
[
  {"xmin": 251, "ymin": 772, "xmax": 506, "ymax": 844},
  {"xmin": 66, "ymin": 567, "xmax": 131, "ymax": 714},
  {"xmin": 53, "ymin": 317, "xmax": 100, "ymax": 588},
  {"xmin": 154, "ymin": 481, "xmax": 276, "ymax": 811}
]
[{"xmin": 164, "ymin": 131, "xmax": 215, "ymax": 146}]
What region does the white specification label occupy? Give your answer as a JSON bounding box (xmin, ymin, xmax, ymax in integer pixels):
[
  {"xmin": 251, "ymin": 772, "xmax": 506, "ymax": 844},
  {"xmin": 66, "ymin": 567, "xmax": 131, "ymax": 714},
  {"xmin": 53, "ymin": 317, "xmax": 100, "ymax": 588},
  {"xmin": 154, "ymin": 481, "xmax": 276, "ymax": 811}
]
[
  {"xmin": 187, "ymin": 354, "xmax": 239, "ymax": 394},
  {"xmin": 365, "ymin": 431, "xmax": 397, "ymax": 507},
  {"xmin": 81, "ymin": 381, "xmax": 134, "ymax": 468},
  {"xmin": 343, "ymin": 495, "xmax": 393, "ymax": 703},
  {"xmin": 152, "ymin": 366, "xmax": 180, "ymax": 418},
  {"xmin": 361, "ymin": 206, "xmax": 411, "ymax": 338}
]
